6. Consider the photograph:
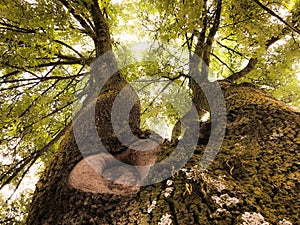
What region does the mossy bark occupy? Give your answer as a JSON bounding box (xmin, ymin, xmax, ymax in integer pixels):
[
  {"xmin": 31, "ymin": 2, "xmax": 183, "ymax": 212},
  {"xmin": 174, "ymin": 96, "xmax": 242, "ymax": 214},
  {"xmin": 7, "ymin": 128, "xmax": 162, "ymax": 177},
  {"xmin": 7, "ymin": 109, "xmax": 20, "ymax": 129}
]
[{"xmin": 27, "ymin": 82, "xmax": 299, "ymax": 225}]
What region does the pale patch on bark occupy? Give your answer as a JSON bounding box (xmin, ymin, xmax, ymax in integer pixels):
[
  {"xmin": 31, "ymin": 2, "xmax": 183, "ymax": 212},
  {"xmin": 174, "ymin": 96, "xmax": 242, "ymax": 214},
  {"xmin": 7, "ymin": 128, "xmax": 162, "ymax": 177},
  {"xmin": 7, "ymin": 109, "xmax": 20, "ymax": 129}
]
[
  {"xmin": 68, "ymin": 139, "xmax": 159, "ymax": 194},
  {"xmin": 241, "ymin": 212, "xmax": 270, "ymax": 225},
  {"xmin": 68, "ymin": 153, "xmax": 140, "ymax": 195}
]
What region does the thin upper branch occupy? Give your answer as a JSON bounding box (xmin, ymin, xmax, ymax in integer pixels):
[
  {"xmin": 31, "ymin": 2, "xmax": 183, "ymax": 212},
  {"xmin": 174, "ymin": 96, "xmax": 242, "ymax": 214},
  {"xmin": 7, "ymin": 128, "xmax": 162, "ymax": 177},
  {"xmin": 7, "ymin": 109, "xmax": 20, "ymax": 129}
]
[
  {"xmin": 252, "ymin": 0, "xmax": 300, "ymax": 35},
  {"xmin": 217, "ymin": 41, "xmax": 243, "ymax": 56},
  {"xmin": 211, "ymin": 52, "xmax": 235, "ymax": 73},
  {"xmin": 54, "ymin": 40, "xmax": 84, "ymax": 58},
  {"xmin": 0, "ymin": 21, "xmax": 37, "ymax": 34}
]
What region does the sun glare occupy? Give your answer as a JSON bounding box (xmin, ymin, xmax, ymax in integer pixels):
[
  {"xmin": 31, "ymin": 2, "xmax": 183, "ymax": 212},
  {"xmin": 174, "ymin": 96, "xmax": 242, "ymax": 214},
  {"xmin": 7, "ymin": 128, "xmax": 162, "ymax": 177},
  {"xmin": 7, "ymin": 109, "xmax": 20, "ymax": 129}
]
[{"xmin": 111, "ymin": 0, "xmax": 123, "ymax": 5}]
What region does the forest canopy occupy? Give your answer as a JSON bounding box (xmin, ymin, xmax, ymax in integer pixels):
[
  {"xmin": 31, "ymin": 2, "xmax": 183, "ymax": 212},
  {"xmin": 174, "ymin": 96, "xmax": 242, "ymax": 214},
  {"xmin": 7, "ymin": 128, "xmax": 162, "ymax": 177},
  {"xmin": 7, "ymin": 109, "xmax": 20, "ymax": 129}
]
[{"xmin": 0, "ymin": 0, "xmax": 300, "ymax": 223}]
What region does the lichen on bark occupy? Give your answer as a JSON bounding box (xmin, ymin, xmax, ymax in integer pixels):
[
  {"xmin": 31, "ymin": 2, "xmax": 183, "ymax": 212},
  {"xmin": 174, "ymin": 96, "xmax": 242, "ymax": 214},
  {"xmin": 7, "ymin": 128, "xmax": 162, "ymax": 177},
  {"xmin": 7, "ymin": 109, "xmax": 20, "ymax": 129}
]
[{"xmin": 27, "ymin": 82, "xmax": 300, "ymax": 225}]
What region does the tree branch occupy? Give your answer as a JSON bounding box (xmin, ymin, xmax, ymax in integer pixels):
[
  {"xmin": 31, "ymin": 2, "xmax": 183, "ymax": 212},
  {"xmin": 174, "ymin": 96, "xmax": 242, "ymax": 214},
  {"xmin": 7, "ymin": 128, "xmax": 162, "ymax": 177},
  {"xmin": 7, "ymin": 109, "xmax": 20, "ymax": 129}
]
[
  {"xmin": 217, "ymin": 41, "xmax": 243, "ymax": 56},
  {"xmin": 211, "ymin": 53, "xmax": 235, "ymax": 73},
  {"xmin": 1, "ymin": 58, "xmax": 86, "ymax": 74},
  {"xmin": 227, "ymin": 58, "xmax": 258, "ymax": 82},
  {"xmin": 0, "ymin": 70, "xmax": 21, "ymax": 80},
  {"xmin": 0, "ymin": 82, "xmax": 39, "ymax": 91},
  {"xmin": 252, "ymin": 0, "xmax": 300, "ymax": 35},
  {"xmin": 54, "ymin": 40, "xmax": 84, "ymax": 58},
  {"xmin": 58, "ymin": 0, "xmax": 96, "ymax": 38},
  {"xmin": 19, "ymin": 80, "xmax": 59, "ymax": 118},
  {"xmin": 227, "ymin": 26, "xmax": 291, "ymax": 82},
  {"xmin": 0, "ymin": 21, "xmax": 37, "ymax": 34},
  {"xmin": 201, "ymin": 0, "xmax": 222, "ymax": 80},
  {"xmin": 89, "ymin": 0, "xmax": 112, "ymax": 56},
  {"xmin": 22, "ymin": 100, "xmax": 76, "ymax": 131},
  {"xmin": 203, "ymin": 0, "xmax": 222, "ymax": 65},
  {"xmin": 33, "ymin": 59, "xmax": 84, "ymax": 68},
  {"xmin": 193, "ymin": 0, "xmax": 208, "ymax": 60},
  {"xmin": 0, "ymin": 73, "xmax": 87, "ymax": 84},
  {"xmin": 0, "ymin": 122, "xmax": 71, "ymax": 190},
  {"xmin": 7, "ymin": 158, "xmax": 36, "ymax": 201}
]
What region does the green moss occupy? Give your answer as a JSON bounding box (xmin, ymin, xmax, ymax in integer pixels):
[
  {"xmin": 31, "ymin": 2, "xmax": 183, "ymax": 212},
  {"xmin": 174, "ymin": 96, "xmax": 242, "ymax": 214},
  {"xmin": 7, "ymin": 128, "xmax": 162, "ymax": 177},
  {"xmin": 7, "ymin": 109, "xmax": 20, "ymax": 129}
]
[{"xmin": 28, "ymin": 83, "xmax": 300, "ymax": 224}]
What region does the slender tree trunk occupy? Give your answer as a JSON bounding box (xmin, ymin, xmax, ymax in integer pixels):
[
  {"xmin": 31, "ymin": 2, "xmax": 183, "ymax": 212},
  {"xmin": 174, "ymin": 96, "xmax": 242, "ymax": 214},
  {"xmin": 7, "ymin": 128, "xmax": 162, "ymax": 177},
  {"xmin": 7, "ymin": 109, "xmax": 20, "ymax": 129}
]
[{"xmin": 27, "ymin": 81, "xmax": 300, "ymax": 225}]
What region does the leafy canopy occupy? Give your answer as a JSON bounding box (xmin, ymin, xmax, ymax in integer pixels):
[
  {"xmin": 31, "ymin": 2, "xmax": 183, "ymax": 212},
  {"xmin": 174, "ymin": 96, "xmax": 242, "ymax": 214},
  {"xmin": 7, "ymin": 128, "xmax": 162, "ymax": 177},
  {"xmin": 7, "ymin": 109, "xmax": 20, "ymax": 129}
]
[{"xmin": 0, "ymin": 0, "xmax": 299, "ymax": 223}]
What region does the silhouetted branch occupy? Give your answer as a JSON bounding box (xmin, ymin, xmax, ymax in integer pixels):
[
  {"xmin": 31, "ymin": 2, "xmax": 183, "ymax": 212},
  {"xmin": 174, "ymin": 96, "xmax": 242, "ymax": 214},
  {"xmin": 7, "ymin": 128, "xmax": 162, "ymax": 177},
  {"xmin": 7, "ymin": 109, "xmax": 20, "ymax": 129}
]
[
  {"xmin": 0, "ymin": 122, "xmax": 71, "ymax": 190},
  {"xmin": 0, "ymin": 73, "xmax": 87, "ymax": 84},
  {"xmin": 217, "ymin": 41, "xmax": 243, "ymax": 56},
  {"xmin": 211, "ymin": 53, "xmax": 235, "ymax": 73},
  {"xmin": 54, "ymin": 40, "xmax": 84, "ymax": 58},
  {"xmin": 252, "ymin": 0, "xmax": 300, "ymax": 35}
]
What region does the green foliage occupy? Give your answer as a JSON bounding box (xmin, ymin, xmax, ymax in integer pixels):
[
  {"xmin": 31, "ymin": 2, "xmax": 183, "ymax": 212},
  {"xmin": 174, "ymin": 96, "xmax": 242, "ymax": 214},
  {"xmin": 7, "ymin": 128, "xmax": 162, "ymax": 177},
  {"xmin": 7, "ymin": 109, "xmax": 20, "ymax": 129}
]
[
  {"xmin": 140, "ymin": 0, "xmax": 300, "ymax": 108},
  {"xmin": 0, "ymin": 188, "xmax": 33, "ymax": 224},
  {"xmin": 1, "ymin": 0, "xmax": 300, "ymax": 223}
]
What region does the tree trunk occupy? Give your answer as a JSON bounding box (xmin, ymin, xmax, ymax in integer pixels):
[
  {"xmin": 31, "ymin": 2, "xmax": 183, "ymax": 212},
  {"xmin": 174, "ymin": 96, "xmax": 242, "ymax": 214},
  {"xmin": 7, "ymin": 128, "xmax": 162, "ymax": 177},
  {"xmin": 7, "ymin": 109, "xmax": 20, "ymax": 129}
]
[{"xmin": 26, "ymin": 81, "xmax": 300, "ymax": 225}]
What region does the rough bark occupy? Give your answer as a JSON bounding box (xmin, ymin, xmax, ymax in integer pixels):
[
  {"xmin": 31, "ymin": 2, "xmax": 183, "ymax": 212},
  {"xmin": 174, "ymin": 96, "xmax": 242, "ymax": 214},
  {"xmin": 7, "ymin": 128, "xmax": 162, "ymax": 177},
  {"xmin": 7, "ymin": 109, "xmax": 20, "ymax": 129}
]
[{"xmin": 27, "ymin": 81, "xmax": 300, "ymax": 225}]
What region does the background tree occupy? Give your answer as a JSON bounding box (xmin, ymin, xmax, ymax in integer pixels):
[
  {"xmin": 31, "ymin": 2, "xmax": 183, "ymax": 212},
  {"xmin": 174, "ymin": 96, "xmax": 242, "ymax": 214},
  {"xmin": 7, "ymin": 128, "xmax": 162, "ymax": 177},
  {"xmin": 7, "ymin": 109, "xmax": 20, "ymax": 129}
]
[{"xmin": 0, "ymin": 0, "xmax": 299, "ymax": 224}]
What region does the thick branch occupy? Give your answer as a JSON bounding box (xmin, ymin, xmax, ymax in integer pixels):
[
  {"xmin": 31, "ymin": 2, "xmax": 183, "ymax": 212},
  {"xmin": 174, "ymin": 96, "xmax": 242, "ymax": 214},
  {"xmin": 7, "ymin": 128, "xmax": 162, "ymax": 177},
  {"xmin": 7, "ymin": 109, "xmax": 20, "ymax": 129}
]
[
  {"xmin": 196, "ymin": 0, "xmax": 222, "ymax": 82},
  {"xmin": 58, "ymin": 0, "xmax": 96, "ymax": 38},
  {"xmin": 227, "ymin": 58, "xmax": 258, "ymax": 82},
  {"xmin": 203, "ymin": 0, "xmax": 222, "ymax": 66},
  {"xmin": 89, "ymin": 0, "xmax": 112, "ymax": 56},
  {"xmin": 227, "ymin": 26, "xmax": 291, "ymax": 82},
  {"xmin": 193, "ymin": 0, "xmax": 208, "ymax": 60}
]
